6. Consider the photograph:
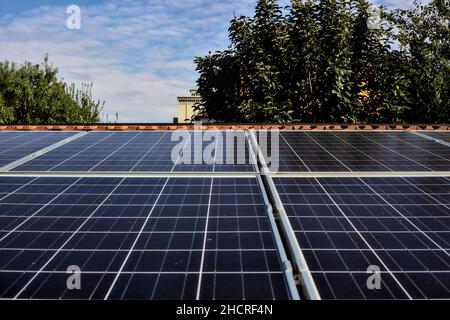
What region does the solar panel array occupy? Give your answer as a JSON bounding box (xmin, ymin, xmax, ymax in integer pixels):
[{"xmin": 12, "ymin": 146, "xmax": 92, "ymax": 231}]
[
  {"xmin": 260, "ymin": 131, "xmax": 450, "ymax": 172},
  {"xmin": 0, "ymin": 129, "xmax": 449, "ymax": 300},
  {"xmin": 0, "ymin": 176, "xmax": 290, "ymax": 299},
  {"xmin": 12, "ymin": 131, "xmax": 255, "ymax": 173},
  {"xmin": 273, "ymin": 176, "xmax": 449, "ymax": 299},
  {"xmin": 0, "ymin": 132, "xmax": 76, "ymax": 169}
]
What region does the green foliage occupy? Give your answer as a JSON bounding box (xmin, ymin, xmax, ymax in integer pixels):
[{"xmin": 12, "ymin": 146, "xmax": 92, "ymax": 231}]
[
  {"xmin": 194, "ymin": 0, "xmax": 450, "ymax": 124},
  {"xmin": 194, "ymin": 51, "xmax": 242, "ymax": 121},
  {"xmin": 391, "ymin": 0, "xmax": 450, "ymax": 123},
  {"xmin": 0, "ymin": 55, "xmax": 103, "ymax": 124}
]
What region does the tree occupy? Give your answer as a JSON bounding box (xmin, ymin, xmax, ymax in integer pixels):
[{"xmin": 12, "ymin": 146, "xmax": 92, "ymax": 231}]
[
  {"xmin": 350, "ymin": 1, "xmax": 408, "ymax": 123},
  {"xmin": 194, "ymin": 50, "xmax": 242, "ymax": 122},
  {"xmin": 287, "ymin": 0, "xmax": 320, "ymax": 122},
  {"xmin": 194, "ymin": 0, "xmax": 450, "ymax": 124},
  {"xmin": 0, "ymin": 55, "xmax": 103, "ymax": 124},
  {"xmin": 232, "ymin": 0, "xmax": 293, "ymax": 122},
  {"xmin": 391, "ymin": 0, "xmax": 450, "ymax": 123},
  {"xmin": 0, "ymin": 92, "xmax": 14, "ymax": 123}
]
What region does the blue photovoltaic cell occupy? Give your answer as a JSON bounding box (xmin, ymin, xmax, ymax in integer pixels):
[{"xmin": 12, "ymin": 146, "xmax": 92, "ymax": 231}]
[
  {"xmin": 274, "ymin": 176, "xmax": 450, "ymax": 299},
  {"xmin": 0, "ymin": 176, "xmax": 291, "ymax": 300},
  {"xmin": 421, "ymin": 132, "xmax": 450, "ymax": 144},
  {"xmin": 13, "ymin": 131, "xmax": 255, "ymax": 173},
  {"xmin": 263, "ymin": 131, "xmax": 450, "ymax": 172},
  {"xmin": 0, "ymin": 132, "xmax": 76, "ymax": 169}
]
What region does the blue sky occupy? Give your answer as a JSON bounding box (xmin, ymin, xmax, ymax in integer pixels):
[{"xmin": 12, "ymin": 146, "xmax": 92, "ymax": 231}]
[{"xmin": 0, "ymin": 0, "xmax": 413, "ymax": 122}]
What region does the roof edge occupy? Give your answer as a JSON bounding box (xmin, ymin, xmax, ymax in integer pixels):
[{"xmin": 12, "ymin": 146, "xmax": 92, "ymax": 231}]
[{"xmin": 0, "ymin": 123, "xmax": 448, "ymax": 131}]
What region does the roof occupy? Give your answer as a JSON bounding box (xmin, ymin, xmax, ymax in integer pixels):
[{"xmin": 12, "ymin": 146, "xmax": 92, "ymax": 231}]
[{"xmin": 0, "ymin": 123, "xmax": 449, "ymax": 131}]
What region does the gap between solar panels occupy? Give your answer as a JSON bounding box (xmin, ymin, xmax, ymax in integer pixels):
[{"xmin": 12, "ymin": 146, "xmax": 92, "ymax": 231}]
[{"xmin": 248, "ymin": 130, "xmax": 321, "ymax": 299}]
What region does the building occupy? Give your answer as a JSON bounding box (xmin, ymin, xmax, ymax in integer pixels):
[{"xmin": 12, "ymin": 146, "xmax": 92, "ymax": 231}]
[{"xmin": 176, "ymin": 89, "xmax": 201, "ymax": 123}]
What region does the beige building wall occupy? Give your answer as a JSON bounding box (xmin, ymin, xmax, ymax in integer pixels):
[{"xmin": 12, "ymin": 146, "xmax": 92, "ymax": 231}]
[{"xmin": 177, "ymin": 89, "xmax": 201, "ymax": 123}]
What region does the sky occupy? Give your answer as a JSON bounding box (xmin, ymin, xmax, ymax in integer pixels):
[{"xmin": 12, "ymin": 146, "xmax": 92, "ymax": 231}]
[{"xmin": 0, "ymin": 0, "xmax": 415, "ymax": 123}]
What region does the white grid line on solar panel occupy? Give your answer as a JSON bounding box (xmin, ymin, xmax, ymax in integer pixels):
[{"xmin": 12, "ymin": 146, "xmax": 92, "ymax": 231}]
[
  {"xmin": 274, "ymin": 177, "xmax": 450, "ymax": 299},
  {"xmin": 0, "ymin": 178, "xmax": 290, "ymax": 299},
  {"xmin": 278, "ymin": 181, "xmax": 450, "ymax": 248},
  {"xmin": 281, "ymin": 180, "xmax": 411, "ymax": 298},
  {"xmin": 0, "ymin": 273, "xmax": 283, "ymax": 300},
  {"xmin": 104, "ymin": 133, "xmax": 190, "ymax": 298},
  {"xmin": 128, "ymin": 132, "xmax": 169, "ymax": 171},
  {"xmin": 7, "ymin": 132, "xmax": 141, "ymax": 171},
  {"xmin": 0, "ymin": 178, "xmax": 86, "ymax": 242},
  {"xmin": 11, "ymin": 177, "xmax": 127, "ymax": 298},
  {"xmin": 13, "ymin": 132, "xmax": 175, "ymax": 172},
  {"xmin": 275, "ymin": 132, "xmax": 376, "ymax": 172},
  {"xmin": 0, "ymin": 217, "xmax": 277, "ymax": 231},
  {"xmin": 292, "ymin": 248, "xmax": 450, "ymax": 270},
  {"xmin": 88, "ymin": 132, "xmax": 166, "ymax": 172},
  {"xmin": 299, "ymin": 248, "xmax": 448, "ymax": 251},
  {"xmin": 196, "ymin": 135, "xmax": 218, "ymax": 299},
  {"xmin": 311, "ymin": 178, "xmax": 417, "ymax": 299},
  {"xmin": 357, "ymin": 178, "xmax": 450, "ymax": 256},
  {"xmin": 48, "ymin": 132, "xmax": 116, "ymax": 171},
  {"xmin": 308, "ymin": 271, "xmax": 450, "ymax": 273},
  {"xmin": 0, "ymin": 251, "xmax": 284, "ymax": 273},
  {"xmin": 0, "ymin": 272, "xmax": 288, "ymax": 300},
  {"xmin": 310, "ymin": 272, "xmax": 450, "ymax": 299},
  {"xmin": 0, "ymin": 248, "xmax": 280, "ymax": 252},
  {"xmin": 0, "ymin": 178, "xmax": 39, "ymax": 202},
  {"xmin": 275, "ymin": 133, "xmax": 362, "ymax": 172},
  {"xmin": 0, "ymin": 214, "xmax": 272, "ymax": 218},
  {"xmin": 0, "ymin": 270, "xmax": 285, "ymax": 274},
  {"xmin": 279, "ymin": 231, "xmax": 449, "ymax": 252},
  {"xmin": 328, "ymin": 131, "xmax": 393, "ymax": 171},
  {"xmin": 1, "ymin": 247, "xmax": 448, "ymax": 252}
]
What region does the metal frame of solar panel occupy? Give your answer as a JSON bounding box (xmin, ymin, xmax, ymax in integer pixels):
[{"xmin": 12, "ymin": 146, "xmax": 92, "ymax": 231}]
[{"xmin": 250, "ymin": 129, "xmax": 450, "ymax": 300}]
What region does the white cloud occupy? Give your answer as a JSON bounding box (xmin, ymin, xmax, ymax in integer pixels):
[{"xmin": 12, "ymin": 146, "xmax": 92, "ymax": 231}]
[
  {"xmin": 0, "ymin": 0, "xmax": 258, "ymax": 122},
  {"xmin": 0, "ymin": 0, "xmax": 418, "ymax": 122}
]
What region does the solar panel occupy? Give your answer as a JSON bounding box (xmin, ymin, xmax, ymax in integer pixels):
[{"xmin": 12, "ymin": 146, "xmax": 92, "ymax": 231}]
[
  {"xmin": 12, "ymin": 131, "xmax": 255, "ymax": 173},
  {"xmin": 273, "ymin": 176, "xmax": 450, "ymax": 299},
  {"xmin": 0, "ymin": 132, "xmax": 76, "ymax": 169},
  {"xmin": 0, "ymin": 176, "xmax": 293, "ymax": 299},
  {"xmin": 262, "ymin": 131, "xmax": 450, "ymax": 173},
  {"xmin": 421, "ymin": 132, "xmax": 450, "ymax": 144}
]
